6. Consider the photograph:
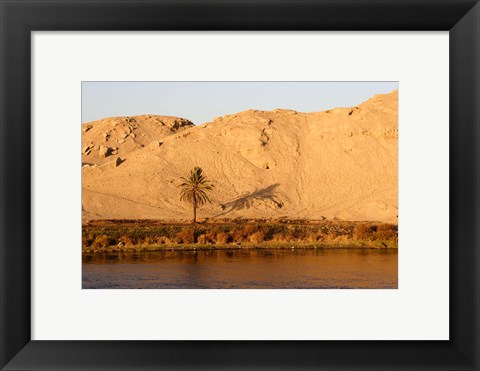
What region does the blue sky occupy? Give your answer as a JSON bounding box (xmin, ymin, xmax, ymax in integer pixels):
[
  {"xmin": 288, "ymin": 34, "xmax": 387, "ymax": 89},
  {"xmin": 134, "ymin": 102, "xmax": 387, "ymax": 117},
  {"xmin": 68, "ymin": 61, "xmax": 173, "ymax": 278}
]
[{"xmin": 82, "ymin": 82, "xmax": 398, "ymax": 125}]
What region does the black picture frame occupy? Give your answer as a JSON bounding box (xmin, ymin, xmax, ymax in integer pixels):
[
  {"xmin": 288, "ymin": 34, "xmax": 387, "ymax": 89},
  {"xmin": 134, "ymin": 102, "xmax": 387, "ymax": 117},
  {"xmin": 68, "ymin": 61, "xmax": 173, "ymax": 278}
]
[{"xmin": 1, "ymin": 0, "xmax": 479, "ymax": 370}]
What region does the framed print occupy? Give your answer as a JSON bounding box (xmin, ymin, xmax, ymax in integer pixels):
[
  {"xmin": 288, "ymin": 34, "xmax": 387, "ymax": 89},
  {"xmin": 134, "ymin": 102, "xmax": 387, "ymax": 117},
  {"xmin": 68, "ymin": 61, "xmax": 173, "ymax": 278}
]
[
  {"xmin": 33, "ymin": 34, "xmax": 446, "ymax": 342},
  {"xmin": 1, "ymin": 0, "xmax": 479, "ymax": 370}
]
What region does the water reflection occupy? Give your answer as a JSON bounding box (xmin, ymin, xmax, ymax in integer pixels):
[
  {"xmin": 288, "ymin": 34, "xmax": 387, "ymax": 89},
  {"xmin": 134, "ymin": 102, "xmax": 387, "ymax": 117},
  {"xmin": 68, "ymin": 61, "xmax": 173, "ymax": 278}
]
[{"xmin": 82, "ymin": 249, "xmax": 397, "ymax": 289}]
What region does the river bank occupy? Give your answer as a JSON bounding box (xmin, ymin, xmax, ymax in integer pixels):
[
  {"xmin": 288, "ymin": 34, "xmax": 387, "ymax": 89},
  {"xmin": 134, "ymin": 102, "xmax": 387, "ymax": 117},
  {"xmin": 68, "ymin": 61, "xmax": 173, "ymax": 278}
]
[{"xmin": 82, "ymin": 219, "xmax": 398, "ymax": 253}]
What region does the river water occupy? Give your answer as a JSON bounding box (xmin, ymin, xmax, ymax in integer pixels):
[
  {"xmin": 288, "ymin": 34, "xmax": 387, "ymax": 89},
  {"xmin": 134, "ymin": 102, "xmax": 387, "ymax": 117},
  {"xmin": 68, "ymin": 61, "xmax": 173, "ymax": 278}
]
[{"xmin": 82, "ymin": 249, "xmax": 397, "ymax": 289}]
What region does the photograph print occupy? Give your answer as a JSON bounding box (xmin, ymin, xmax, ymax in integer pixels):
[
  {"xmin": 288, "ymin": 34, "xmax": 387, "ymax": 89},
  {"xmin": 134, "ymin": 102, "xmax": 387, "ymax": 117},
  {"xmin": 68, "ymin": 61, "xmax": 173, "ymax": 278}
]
[{"xmin": 82, "ymin": 81, "xmax": 398, "ymax": 289}]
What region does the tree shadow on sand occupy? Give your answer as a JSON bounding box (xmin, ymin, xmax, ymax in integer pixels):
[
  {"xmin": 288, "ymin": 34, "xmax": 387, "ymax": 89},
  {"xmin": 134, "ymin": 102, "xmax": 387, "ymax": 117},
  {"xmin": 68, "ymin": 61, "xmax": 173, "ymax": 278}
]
[{"xmin": 215, "ymin": 183, "xmax": 283, "ymax": 217}]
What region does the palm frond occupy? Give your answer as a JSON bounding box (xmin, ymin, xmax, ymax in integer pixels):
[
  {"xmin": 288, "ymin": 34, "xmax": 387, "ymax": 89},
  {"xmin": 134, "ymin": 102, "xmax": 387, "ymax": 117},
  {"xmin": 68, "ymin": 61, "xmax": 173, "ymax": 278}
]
[{"xmin": 178, "ymin": 167, "xmax": 214, "ymax": 206}]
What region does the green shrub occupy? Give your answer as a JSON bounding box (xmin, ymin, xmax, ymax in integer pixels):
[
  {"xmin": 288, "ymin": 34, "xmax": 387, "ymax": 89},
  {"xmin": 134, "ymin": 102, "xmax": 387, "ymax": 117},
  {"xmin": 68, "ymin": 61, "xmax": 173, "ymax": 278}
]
[
  {"xmin": 205, "ymin": 230, "xmax": 217, "ymax": 243},
  {"xmin": 216, "ymin": 232, "xmax": 231, "ymax": 244},
  {"xmin": 377, "ymin": 223, "xmax": 397, "ymax": 232},
  {"xmin": 232, "ymin": 225, "xmax": 258, "ymax": 242},
  {"xmin": 119, "ymin": 235, "xmax": 134, "ymax": 246},
  {"xmin": 272, "ymin": 232, "xmax": 288, "ymax": 242},
  {"xmin": 305, "ymin": 231, "xmax": 322, "ymax": 242},
  {"xmin": 373, "ymin": 230, "xmax": 397, "ymax": 241},
  {"xmin": 175, "ymin": 229, "xmax": 195, "ymax": 244},
  {"xmin": 248, "ymin": 231, "xmax": 265, "ymax": 244},
  {"xmin": 354, "ymin": 224, "xmax": 377, "ymax": 240},
  {"xmin": 91, "ymin": 234, "xmax": 115, "ymax": 248}
]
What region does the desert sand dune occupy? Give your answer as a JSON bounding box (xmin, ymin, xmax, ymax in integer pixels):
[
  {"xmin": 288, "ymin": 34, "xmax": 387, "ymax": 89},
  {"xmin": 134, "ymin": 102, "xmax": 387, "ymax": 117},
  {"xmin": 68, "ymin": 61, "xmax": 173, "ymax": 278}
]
[{"xmin": 82, "ymin": 90, "xmax": 398, "ymax": 222}]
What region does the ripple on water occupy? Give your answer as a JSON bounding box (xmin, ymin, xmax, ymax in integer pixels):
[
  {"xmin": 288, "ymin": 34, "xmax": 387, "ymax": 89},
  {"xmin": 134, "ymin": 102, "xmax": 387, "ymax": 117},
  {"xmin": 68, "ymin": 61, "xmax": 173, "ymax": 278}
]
[{"xmin": 82, "ymin": 249, "xmax": 398, "ymax": 289}]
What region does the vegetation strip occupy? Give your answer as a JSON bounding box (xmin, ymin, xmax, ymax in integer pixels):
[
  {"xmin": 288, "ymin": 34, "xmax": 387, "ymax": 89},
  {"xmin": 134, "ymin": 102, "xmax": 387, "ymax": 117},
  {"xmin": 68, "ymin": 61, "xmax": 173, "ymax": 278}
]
[{"xmin": 82, "ymin": 220, "xmax": 398, "ymax": 253}]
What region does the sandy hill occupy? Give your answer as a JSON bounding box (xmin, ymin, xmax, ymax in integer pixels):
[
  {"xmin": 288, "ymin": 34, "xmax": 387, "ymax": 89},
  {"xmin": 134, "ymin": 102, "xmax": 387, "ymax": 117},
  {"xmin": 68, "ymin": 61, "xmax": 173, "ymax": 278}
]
[
  {"xmin": 82, "ymin": 115, "xmax": 194, "ymax": 165},
  {"xmin": 82, "ymin": 90, "xmax": 398, "ymax": 222}
]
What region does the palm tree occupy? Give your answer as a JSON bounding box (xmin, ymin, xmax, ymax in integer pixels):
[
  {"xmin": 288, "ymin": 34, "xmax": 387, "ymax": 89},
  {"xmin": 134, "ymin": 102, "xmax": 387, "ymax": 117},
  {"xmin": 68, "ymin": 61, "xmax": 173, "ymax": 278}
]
[{"xmin": 179, "ymin": 167, "xmax": 214, "ymax": 223}]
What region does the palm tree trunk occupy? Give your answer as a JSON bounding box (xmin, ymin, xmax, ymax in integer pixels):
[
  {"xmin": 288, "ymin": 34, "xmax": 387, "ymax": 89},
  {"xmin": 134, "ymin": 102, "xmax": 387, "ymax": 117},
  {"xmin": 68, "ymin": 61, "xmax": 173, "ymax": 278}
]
[{"xmin": 193, "ymin": 199, "xmax": 197, "ymax": 223}]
